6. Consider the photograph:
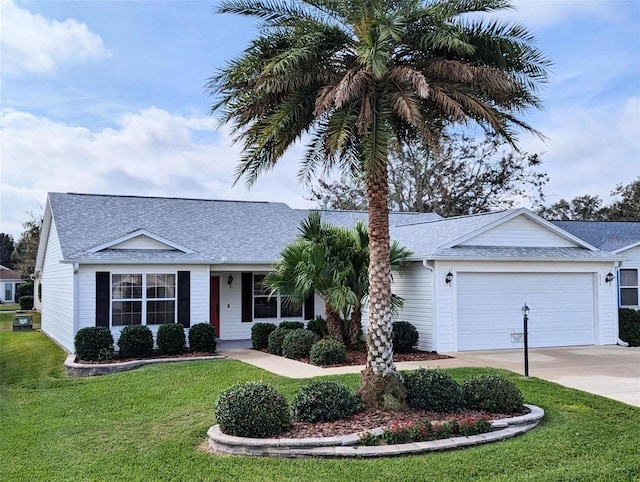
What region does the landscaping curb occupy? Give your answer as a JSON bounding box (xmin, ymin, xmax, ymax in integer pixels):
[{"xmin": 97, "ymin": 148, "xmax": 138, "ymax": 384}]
[
  {"xmin": 207, "ymin": 404, "xmax": 544, "ymax": 458},
  {"xmin": 65, "ymin": 354, "xmax": 225, "ymax": 376}
]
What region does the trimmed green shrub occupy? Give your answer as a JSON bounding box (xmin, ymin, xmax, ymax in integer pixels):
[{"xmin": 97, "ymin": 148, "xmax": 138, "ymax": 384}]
[
  {"xmin": 117, "ymin": 325, "xmax": 154, "ymax": 359},
  {"xmin": 619, "ymin": 308, "xmax": 640, "ymax": 346},
  {"xmin": 292, "ymin": 380, "xmax": 362, "ymax": 423},
  {"xmin": 306, "ymin": 316, "xmax": 329, "ymax": 338},
  {"xmin": 279, "ymin": 321, "xmax": 305, "ymax": 330},
  {"xmin": 267, "ymin": 327, "xmax": 292, "ymax": 356},
  {"xmin": 309, "ymin": 338, "xmax": 346, "ymax": 366},
  {"xmin": 462, "ymin": 374, "xmax": 525, "ymax": 414},
  {"xmin": 392, "ymin": 321, "xmax": 419, "ymax": 354},
  {"xmin": 156, "ymin": 323, "xmax": 186, "ymax": 355},
  {"xmin": 74, "ymin": 327, "xmax": 114, "ymax": 361},
  {"xmin": 16, "ymin": 282, "xmax": 33, "ymax": 299},
  {"xmin": 282, "ymin": 329, "xmax": 318, "ymax": 360},
  {"xmin": 188, "ymin": 323, "xmax": 217, "ymax": 353},
  {"xmin": 251, "ymin": 322, "xmax": 277, "ymax": 349},
  {"xmin": 214, "ymin": 381, "xmax": 290, "ymax": 437},
  {"xmin": 18, "ymin": 296, "xmax": 34, "ymax": 310},
  {"xmin": 403, "ymin": 369, "xmax": 462, "ymax": 412}
]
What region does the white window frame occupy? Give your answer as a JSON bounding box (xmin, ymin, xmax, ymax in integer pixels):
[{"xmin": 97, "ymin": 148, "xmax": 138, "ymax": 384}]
[
  {"xmin": 253, "ymin": 273, "xmax": 303, "ymax": 320},
  {"xmin": 111, "ymin": 272, "xmax": 177, "ymax": 327},
  {"xmin": 619, "ymin": 268, "xmax": 639, "ymax": 307}
]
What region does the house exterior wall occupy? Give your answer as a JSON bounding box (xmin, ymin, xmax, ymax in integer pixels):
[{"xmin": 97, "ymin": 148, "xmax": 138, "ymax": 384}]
[
  {"xmin": 433, "ymin": 260, "xmax": 617, "ymax": 352},
  {"xmin": 618, "ymin": 245, "xmax": 640, "ymax": 310},
  {"xmin": 40, "ymin": 219, "xmax": 75, "ymax": 353},
  {"xmin": 77, "ymin": 264, "xmax": 210, "ymax": 349},
  {"xmin": 1, "ymin": 280, "xmax": 21, "ymax": 303},
  {"xmin": 459, "ymin": 217, "xmax": 577, "ymax": 247}
]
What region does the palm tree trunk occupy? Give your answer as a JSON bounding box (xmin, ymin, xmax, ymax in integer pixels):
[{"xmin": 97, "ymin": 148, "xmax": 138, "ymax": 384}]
[
  {"xmin": 325, "ymin": 306, "xmax": 344, "ymax": 343},
  {"xmin": 357, "ymin": 168, "xmax": 406, "ymax": 410},
  {"xmin": 346, "ymin": 307, "xmax": 362, "ymax": 348}
]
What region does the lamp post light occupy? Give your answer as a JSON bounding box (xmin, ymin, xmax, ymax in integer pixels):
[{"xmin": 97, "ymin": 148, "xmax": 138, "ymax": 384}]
[{"xmin": 521, "ymin": 303, "xmax": 530, "ymax": 377}]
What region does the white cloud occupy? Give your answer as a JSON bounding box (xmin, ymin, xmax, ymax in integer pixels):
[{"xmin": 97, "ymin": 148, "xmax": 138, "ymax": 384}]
[
  {"xmin": 0, "ymin": 0, "xmax": 109, "ymax": 75},
  {"xmin": 0, "ymin": 107, "xmax": 315, "ymax": 238}
]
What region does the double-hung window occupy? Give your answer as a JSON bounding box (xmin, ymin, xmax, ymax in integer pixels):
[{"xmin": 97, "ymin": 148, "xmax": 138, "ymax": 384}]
[
  {"xmin": 619, "ymin": 269, "xmax": 639, "ymax": 307},
  {"xmin": 253, "ymin": 274, "xmax": 303, "ymax": 319},
  {"xmin": 111, "ymin": 273, "xmax": 176, "ymax": 326}
]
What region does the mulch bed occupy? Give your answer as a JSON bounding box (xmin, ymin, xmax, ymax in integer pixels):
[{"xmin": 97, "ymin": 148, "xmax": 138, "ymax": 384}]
[
  {"xmin": 76, "ymin": 351, "xmax": 217, "ymax": 364},
  {"xmin": 298, "ymin": 349, "xmax": 451, "ymax": 367}
]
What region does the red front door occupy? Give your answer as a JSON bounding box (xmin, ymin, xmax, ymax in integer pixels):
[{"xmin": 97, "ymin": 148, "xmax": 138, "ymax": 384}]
[{"xmin": 210, "ymin": 277, "xmax": 220, "ymax": 337}]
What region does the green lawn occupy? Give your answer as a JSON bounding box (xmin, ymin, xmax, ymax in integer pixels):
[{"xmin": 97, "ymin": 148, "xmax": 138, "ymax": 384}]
[
  {"xmin": 0, "ymin": 303, "xmax": 20, "ymax": 312},
  {"xmin": 1, "ymin": 330, "xmax": 638, "ymax": 482},
  {"xmin": 0, "ymin": 311, "xmax": 41, "ymax": 331}
]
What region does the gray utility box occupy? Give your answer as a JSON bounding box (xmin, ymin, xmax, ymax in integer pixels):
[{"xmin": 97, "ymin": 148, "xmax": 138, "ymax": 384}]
[{"xmin": 13, "ymin": 314, "xmax": 33, "ymax": 331}]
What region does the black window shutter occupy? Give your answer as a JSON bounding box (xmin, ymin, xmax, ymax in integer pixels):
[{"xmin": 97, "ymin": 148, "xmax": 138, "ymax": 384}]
[
  {"xmin": 304, "ymin": 292, "xmax": 315, "ymax": 320},
  {"xmin": 241, "ymin": 272, "xmax": 253, "ymax": 323},
  {"xmin": 177, "ymin": 271, "xmax": 191, "ymax": 328},
  {"xmin": 95, "ymin": 272, "xmax": 110, "ymax": 328}
]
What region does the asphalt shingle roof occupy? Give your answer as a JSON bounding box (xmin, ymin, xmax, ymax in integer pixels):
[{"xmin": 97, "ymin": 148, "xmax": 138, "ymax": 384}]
[{"xmin": 552, "ymin": 221, "xmax": 640, "ymax": 252}]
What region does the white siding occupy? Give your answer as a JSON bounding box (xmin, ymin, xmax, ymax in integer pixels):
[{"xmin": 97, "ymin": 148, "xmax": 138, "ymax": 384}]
[
  {"xmin": 618, "ymin": 245, "xmax": 640, "ymax": 310},
  {"xmin": 460, "ymin": 216, "xmax": 577, "ymax": 247},
  {"xmin": 77, "ymin": 264, "xmax": 209, "ymax": 349},
  {"xmin": 110, "ymin": 236, "xmax": 175, "ymax": 250},
  {"xmin": 40, "ymin": 219, "xmax": 75, "ymax": 353},
  {"xmin": 390, "ymin": 263, "xmax": 434, "ymax": 351}
]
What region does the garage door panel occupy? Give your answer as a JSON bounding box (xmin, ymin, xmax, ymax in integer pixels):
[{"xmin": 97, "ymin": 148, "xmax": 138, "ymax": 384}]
[{"xmin": 457, "ymin": 273, "xmax": 594, "ymax": 351}]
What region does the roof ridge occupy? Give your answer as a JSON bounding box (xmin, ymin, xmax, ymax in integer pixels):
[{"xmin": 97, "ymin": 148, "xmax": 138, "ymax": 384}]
[{"xmin": 52, "ymin": 192, "xmax": 275, "ymax": 205}]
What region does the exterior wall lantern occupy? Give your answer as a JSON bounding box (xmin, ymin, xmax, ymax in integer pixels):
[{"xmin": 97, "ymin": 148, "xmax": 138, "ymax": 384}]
[
  {"xmin": 604, "ymin": 272, "xmax": 615, "ymax": 284},
  {"xmin": 521, "ymin": 303, "xmax": 530, "ymax": 378},
  {"xmin": 227, "ymin": 275, "xmax": 234, "ymax": 287},
  {"xmin": 445, "ymin": 271, "xmax": 454, "ymax": 284}
]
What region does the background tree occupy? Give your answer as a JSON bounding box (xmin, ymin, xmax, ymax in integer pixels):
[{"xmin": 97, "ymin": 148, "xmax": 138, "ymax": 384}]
[
  {"xmin": 309, "ymin": 133, "xmax": 547, "ymax": 216},
  {"xmin": 11, "ymin": 212, "xmax": 43, "ymax": 281},
  {"xmin": 537, "ymin": 179, "xmax": 639, "ymax": 221},
  {"xmin": 209, "ymin": 0, "xmax": 550, "ymax": 408},
  {"xmin": 0, "ymin": 234, "xmax": 15, "ymax": 268}
]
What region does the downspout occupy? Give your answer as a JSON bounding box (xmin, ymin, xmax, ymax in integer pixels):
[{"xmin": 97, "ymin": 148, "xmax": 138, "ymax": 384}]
[
  {"xmin": 73, "ymin": 263, "xmax": 79, "ymax": 338},
  {"xmin": 612, "ymin": 261, "xmax": 629, "ymax": 347},
  {"xmin": 422, "ymin": 260, "xmax": 437, "ymax": 352}
]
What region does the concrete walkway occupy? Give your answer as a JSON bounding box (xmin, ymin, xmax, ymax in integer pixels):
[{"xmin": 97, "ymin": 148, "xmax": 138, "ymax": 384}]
[{"xmin": 217, "ymin": 344, "xmax": 640, "ymax": 407}]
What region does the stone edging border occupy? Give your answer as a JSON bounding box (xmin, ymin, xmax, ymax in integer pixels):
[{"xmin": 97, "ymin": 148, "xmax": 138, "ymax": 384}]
[
  {"xmin": 64, "ymin": 354, "xmax": 225, "ymax": 377},
  {"xmin": 207, "ymin": 404, "xmax": 544, "ymax": 458}
]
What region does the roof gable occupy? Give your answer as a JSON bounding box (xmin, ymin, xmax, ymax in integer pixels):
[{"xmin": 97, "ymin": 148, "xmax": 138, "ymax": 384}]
[{"xmin": 87, "ymin": 230, "xmax": 194, "ymax": 253}]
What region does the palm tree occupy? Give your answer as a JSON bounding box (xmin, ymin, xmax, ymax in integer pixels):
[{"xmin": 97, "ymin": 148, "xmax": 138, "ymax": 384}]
[{"xmin": 208, "ymin": 0, "xmax": 550, "ymax": 408}]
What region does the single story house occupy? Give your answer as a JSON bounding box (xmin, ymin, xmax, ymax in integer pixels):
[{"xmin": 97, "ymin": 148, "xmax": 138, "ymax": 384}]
[
  {"xmin": 0, "ymin": 265, "xmax": 24, "ymax": 303},
  {"xmin": 36, "ymin": 192, "xmax": 624, "ymax": 354}
]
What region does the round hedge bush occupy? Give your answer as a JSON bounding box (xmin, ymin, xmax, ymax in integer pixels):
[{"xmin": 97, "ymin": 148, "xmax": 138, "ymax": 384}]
[
  {"xmin": 462, "ymin": 374, "xmax": 524, "ymax": 414},
  {"xmin": 117, "ymin": 325, "xmax": 154, "ymax": 359},
  {"xmin": 619, "ymin": 308, "xmax": 640, "ymax": 346},
  {"xmin": 267, "ymin": 327, "xmax": 292, "ymax": 356},
  {"xmin": 282, "ymin": 329, "xmax": 318, "ymax": 360},
  {"xmin": 156, "ymin": 323, "xmax": 186, "ymax": 355},
  {"xmin": 307, "ymin": 316, "xmax": 329, "ymax": 338},
  {"xmin": 392, "ymin": 321, "xmax": 419, "ymax": 354},
  {"xmin": 278, "ymin": 321, "xmax": 305, "ymax": 330},
  {"xmin": 251, "ymin": 322, "xmax": 277, "ymax": 349},
  {"xmin": 188, "ymin": 323, "xmax": 217, "ymax": 353},
  {"xmin": 74, "ymin": 327, "xmax": 114, "ymax": 361},
  {"xmin": 291, "ymin": 380, "xmax": 362, "ymax": 423},
  {"xmin": 404, "ymin": 369, "xmax": 462, "ymax": 412},
  {"xmin": 214, "ymin": 381, "xmax": 290, "ymax": 437},
  {"xmin": 309, "ymin": 338, "xmax": 346, "ymax": 366}
]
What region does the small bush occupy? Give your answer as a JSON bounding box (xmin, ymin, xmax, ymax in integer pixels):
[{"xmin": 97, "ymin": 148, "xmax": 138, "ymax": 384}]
[
  {"xmin": 292, "ymin": 380, "xmax": 362, "ymax": 423},
  {"xmin": 619, "ymin": 308, "xmax": 640, "ymax": 346},
  {"xmin": 392, "ymin": 321, "xmax": 419, "ymax": 354},
  {"xmin": 251, "ymin": 322, "xmax": 277, "ymax": 349},
  {"xmin": 16, "ymin": 282, "xmax": 33, "ymax": 299},
  {"xmin": 75, "ymin": 327, "xmax": 114, "ymax": 361},
  {"xmin": 462, "ymin": 374, "xmax": 525, "ymax": 414},
  {"xmin": 214, "ymin": 381, "xmax": 290, "ymax": 437},
  {"xmin": 117, "ymin": 325, "xmax": 154, "ymax": 359},
  {"xmin": 279, "ymin": 321, "xmax": 305, "ymax": 330},
  {"xmin": 309, "ymin": 338, "xmax": 347, "ymax": 366},
  {"xmin": 307, "ymin": 316, "xmax": 329, "ymax": 338},
  {"xmin": 19, "ymin": 296, "xmax": 34, "ymax": 310},
  {"xmin": 156, "ymin": 323, "xmax": 186, "ymax": 355},
  {"xmin": 267, "ymin": 327, "xmax": 292, "ymax": 356},
  {"xmin": 404, "ymin": 369, "xmax": 462, "ymax": 412},
  {"xmin": 188, "ymin": 323, "xmax": 217, "ymax": 353},
  {"xmin": 282, "ymin": 329, "xmax": 318, "ymax": 359}
]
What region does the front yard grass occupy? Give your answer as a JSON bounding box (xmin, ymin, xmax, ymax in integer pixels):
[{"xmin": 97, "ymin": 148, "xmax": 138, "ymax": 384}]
[{"xmin": 1, "ymin": 329, "xmax": 638, "ymax": 482}]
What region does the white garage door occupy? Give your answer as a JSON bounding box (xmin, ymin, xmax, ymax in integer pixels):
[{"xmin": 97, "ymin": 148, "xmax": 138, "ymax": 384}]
[{"xmin": 457, "ymin": 272, "xmax": 594, "ymax": 351}]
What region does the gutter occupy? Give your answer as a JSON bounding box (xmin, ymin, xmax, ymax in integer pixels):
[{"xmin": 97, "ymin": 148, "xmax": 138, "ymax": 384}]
[
  {"xmin": 422, "ymin": 260, "xmax": 437, "ymax": 352},
  {"xmin": 73, "ymin": 263, "xmax": 79, "ymax": 335}
]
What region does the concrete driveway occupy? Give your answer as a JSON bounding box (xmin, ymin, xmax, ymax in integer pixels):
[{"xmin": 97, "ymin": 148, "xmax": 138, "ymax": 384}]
[{"xmin": 443, "ymin": 345, "xmax": 640, "ymax": 407}]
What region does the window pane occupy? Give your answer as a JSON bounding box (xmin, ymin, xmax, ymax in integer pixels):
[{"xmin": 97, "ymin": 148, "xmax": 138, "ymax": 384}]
[
  {"xmin": 620, "ymin": 288, "xmax": 639, "ymax": 306},
  {"xmin": 147, "ymin": 274, "xmax": 175, "ymax": 298},
  {"xmin": 112, "ymin": 301, "xmax": 142, "ymax": 326},
  {"xmin": 254, "ymin": 274, "xmax": 268, "ymax": 296},
  {"xmin": 254, "ymin": 297, "xmax": 277, "ymax": 318},
  {"xmin": 112, "ymin": 274, "xmax": 142, "ymax": 299},
  {"xmin": 281, "ymin": 300, "xmax": 302, "ymax": 318},
  {"xmin": 147, "ymin": 300, "xmax": 176, "ymax": 325},
  {"xmin": 620, "ymin": 269, "xmax": 638, "ymax": 287}
]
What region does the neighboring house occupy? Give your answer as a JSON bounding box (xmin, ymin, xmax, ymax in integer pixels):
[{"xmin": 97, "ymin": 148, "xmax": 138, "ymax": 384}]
[
  {"xmin": 0, "ymin": 265, "xmax": 24, "ymax": 303},
  {"xmin": 36, "ymin": 192, "xmax": 622, "ymax": 354},
  {"xmin": 553, "ymin": 221, "xmax": 640, "ymax": 311}
]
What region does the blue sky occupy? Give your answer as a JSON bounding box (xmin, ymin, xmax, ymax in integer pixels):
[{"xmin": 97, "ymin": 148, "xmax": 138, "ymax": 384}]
[{"xmin": 1, "ymin": 0, "xmax": 639, "ymax": 238}]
